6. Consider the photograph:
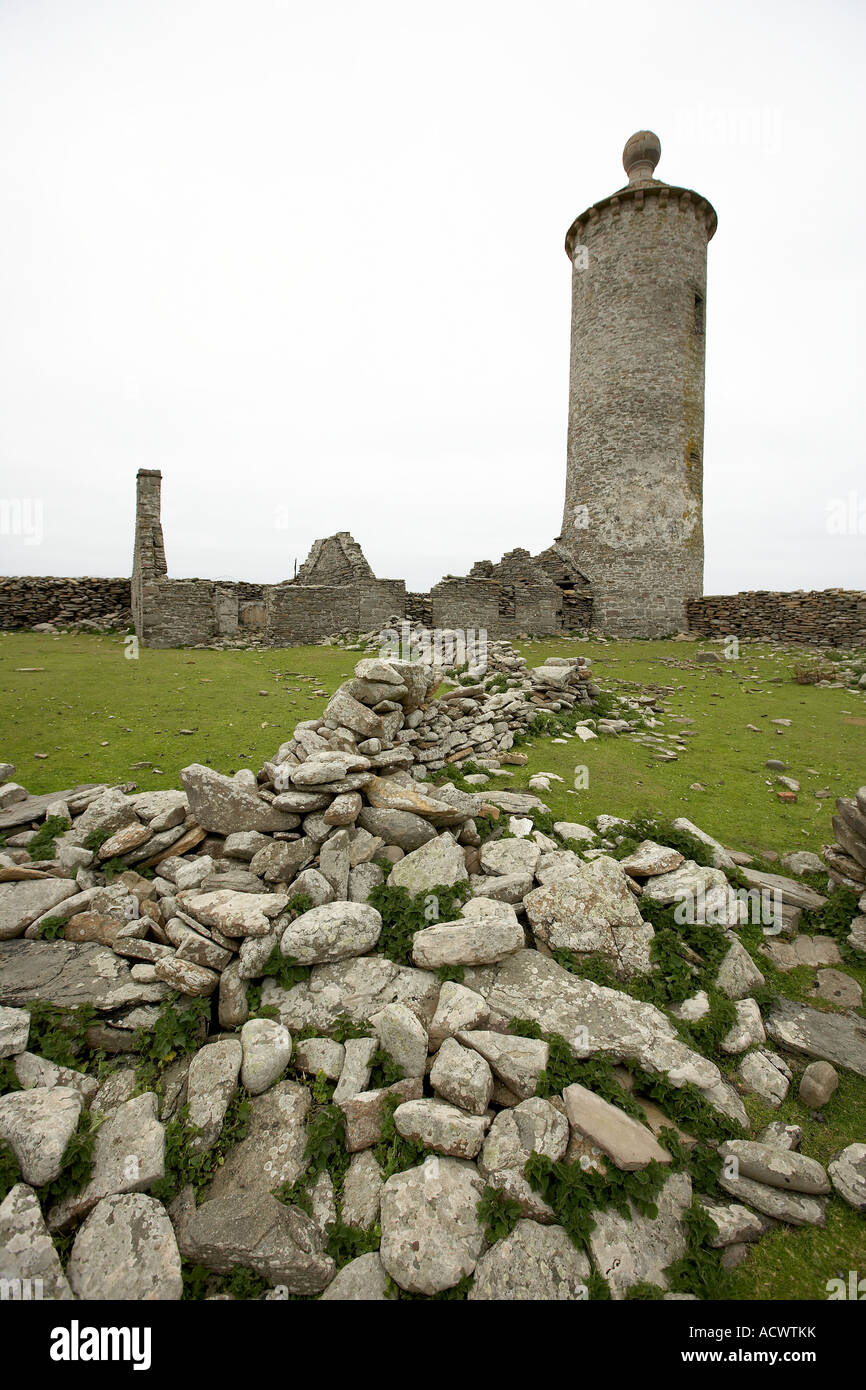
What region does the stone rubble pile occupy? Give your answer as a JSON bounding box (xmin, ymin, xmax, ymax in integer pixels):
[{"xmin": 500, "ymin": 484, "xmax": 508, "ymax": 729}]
[
  {"xmin": 1, "ymin": 658, "xmax": 865, "ymax": 1302},
  {"xmin": 28, "ymin": 610, "xmax": 132, "ymax": 636}
]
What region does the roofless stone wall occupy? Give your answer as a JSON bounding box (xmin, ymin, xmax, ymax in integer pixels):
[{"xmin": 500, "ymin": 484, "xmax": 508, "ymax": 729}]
[
  {"xmin": 687, "ymin": 590, "xmax": 866, "ymax": 646},
  {"xmin": 4, "ymin": 577, "xmax": 865, "ymax": 648}
]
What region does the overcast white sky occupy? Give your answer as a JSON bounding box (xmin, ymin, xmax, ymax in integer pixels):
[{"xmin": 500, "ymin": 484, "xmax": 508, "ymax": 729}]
[{"xmin": 0, "ymin": 0, "xmax": 863, "ymax": 594}]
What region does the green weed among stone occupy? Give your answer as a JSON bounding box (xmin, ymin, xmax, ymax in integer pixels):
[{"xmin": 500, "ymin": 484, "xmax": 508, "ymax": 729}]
[
  {"xmin": 368, "ymin": 879, "xmax": 472, "ymax": 965},
  {"xmin": 132, "ymin": 994, "xmax": 211, "ymax": 1091},
  {"xmin": 34, "ymin": 913, "xmax": 66, "ymax": 940},
  {"xmin": 24, "ymin": 1001, "xmax": 98, "ymax": 1072},
  {"xmin": 0, "ymin": 1142, "xmax": 22, "ymax": 1203},
  {"xmin": 367, "ymin": 1048, "xmax": 404, "ymax": 1090},
  {"xmin": 302, "ymin": 1103, "xmax": 351, "ymax": 1191},
  {"xmin": 524, "ymin": 1149, "xmax": 667, "ymax": 1248},
  {"xmin": 181, "ymin": 1261, "xmax": 271, "ymax": 1301},
  {"xmin": 245, "ymin": 982, "xmax": 278, "ymax": 1021},
  {"xmin": 324, "ymin": 1219, "xmax": 381, "ymax": 1269},
  {"xmin": 330, "ymin": 1015, "xmax": 375, "ymax": 1043},
  {"xmin": 477, "ymin": 1186, "xmax": 522, "ymax": 1243},
  {"xmin": 285, "ymin": 892, "xmax": 314, "ymax": 918},
  {"xmin": 39, "ymin": 1108, "xmax": 104, "ymax": 1211},
  {"xmin": 152, "ymin": 1090, "xmax": 252, "ymax": 1205},
  {"xmin": 83, "ymin": 828, "xmax": 112, "ymax": 853},
  {"xmin": 26, "ymin": 815, "xmax": 71, "ymax": 861},
  {"xmin": 256, "ymin": 943, "xmax": 309, "ymax": 991},
  {"xmin": 373, "ymin": 1093, "xmax": 431, "ymax": 1180}
]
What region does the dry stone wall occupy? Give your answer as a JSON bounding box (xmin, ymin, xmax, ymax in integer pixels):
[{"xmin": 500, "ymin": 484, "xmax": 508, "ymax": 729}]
[
  {"xmin": 0, "ymin": 577, "xmax": 131, "ymax": 630},
  {"xmin": 687, "ymin": 591, "xmax": 866, "ymax": 647}
]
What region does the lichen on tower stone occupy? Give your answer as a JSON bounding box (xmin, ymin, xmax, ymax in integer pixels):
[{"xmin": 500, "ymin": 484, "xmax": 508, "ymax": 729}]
[{"xmin": 560, "ymin": 130, "xmax": 717, "ymax": 637}]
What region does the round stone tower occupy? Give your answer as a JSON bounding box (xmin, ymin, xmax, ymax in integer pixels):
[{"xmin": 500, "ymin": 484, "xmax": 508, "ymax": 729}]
[{"xmin": 560, "ymin": 131, "xmax": 717, "ymax": 636}]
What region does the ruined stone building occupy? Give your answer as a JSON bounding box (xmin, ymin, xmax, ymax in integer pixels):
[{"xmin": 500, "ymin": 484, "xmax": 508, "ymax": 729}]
[
  {"xmin": 130, "ymin": 467, "xmax": 580, "ymax": 647},
  {"xmin": 127, "ymin": 129, "xmax": 718, "ymax": 648},
  {"xmin": 131, "ymin": 469, "xmax": 407, "ymax": 648}
]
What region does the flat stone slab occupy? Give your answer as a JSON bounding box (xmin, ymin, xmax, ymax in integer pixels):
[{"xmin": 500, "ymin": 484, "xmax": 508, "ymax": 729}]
[
  {"xmin": 363, "ymin": 776, "xmax": 463, "ymax": 825},
  {"xmin": 588, "ymin": 1171, "xmax": 692, "ymax": 1299},
  {"xmin": 484, "ymin": 951, "xmax": 727, "ymax": 1106},
  {"xmin": 279, "ymin": 902, "xmax": 382, "ymax": 964},
  {"xmin": 180, "ymin": 764, "xmax": 301, "ymax": 835},
  {"xmin": 205, "ymin": 1080, "xmax": 310, "ymax": 1198},
  {"xmin": 617, "ymin": 841, "xmax": 684, "ymax": 877},
  {"xmin": 739, "ymin": 1049, "xmax": 790, "ymax": 1108},
  {"xmin": 429, "ymin": 1037, "xmax": 493, "ymax": 1115},
  {"xmin": 762, "ymin": 935, "xmax": 842, "ymax": 971},
  {"xmin": 699, "ymin": 1197, "xmax": 769, "ymax": 1248},
  {"xmin": 428, "ymin": 980, "xmax": 489, "ymax": 1048},
  {"xmin": 0, "ymin": 1182, "xmax": 74, "ymax": 1300},
  {"xmin": 379, "ymin": 1156, "xmax": 485, "ymax": 1295},
  {"xmin": 319, "ymin": 1252, "xmax": 389, "ymax": 1301},
  {"xmin": 671, "ymin": 817, "xmax": 735, "ymax": 869},
  {"xmin": 563, "ymin": 1083, "xmax": 672, "ymax": 1171},
  {"xmin": 456, "ymin": 1029, "xmax": 548, "ymax": 1100},
  {"xmin": 387, "ymin": 834, "xmax": 468, "ymax": 894},
  {"xmin": 12, "ymin": 1050, "xmax": 99, "ymax": 1106},
  {"xmin": 179, "ymin": 888, "xmax": 287, "ymax": 938},
  {"xmin": 393, "ymin": 1098, "xmax": 490, "ymax": 1158},
  {"xmin": 716, "ymin": 934, "xmax": 766, "ymax": 1000},
  {"xmin": 741, "ymin": 867, "xmax": 826, "ymax": 910},
  {"xmin": 479, "ymin": 1097, "xmax": 569, "ymax": 1175},
  {"xmin": 642, "ymin": 862, "xmax": 744, "ymax": 926},
  {"xmin": 182, "ymin": 1191, "xmax": 335, "ymax": 1293},
  {"xmin": 468, "ymin": 1220, "xmax": 591, "ymax": 1300},
  {"xmin": 0, "ymin": 1005, "xmax": 30, "ymax": 1056},
  {"xmin": 479, "ymin": 791, "xmax": 549, "ymax": 814},
  {"xmin": 0, "ymin": 785, "xmax": 101, "ymax": 832},
  {"xmin": 411, "ymin": 914, "xmax": 523, "ymax": 969},
  {"xmin": 525, "ymin": 857, "xmax": 653, "ymax": 979},
  {"xmin": 719, "ymin": 1140, "xmax": 830, "ymax": 1195},
  {"xmin": 812, "ymin": 969, "xmax": 862, "ymax": 1009},
  {"xmin": 186, "ymin": 1039, "xmax": 242, "ymax": 1151},
  {"xmin": 340, "ymin": 1078, "xmax": 423, "ymax": 1153},
  {"xmin": 48, "ymin": 1091, "xmax": 165, "ymax": 1229},
  {"xmin": 718, "ymin": 1171, "xmax": 827, "ymax": 1226},
  {"xmin": 480, "ymin": 839, "xmax": 541, "ymax": 878},
  {"xmin": 0, "ymin": 1086, "xmax": 82, "ymax": 1186},
  {"xmin": 766, "ymin": 998, "xmax": 866, "ymax": 1078},
  {"xmin": 828, "ymin": 1143, "xmax": 866, "ymax": 1211},
  {"xmin": 370, "ymin": 1002, "xmax": 427, "ymax": 1078},
  {"xmin": 356, "ymin": 808, "xmax": 437, "ymax": 851},
  {"xmin": 261, "ymin": 956, "xmax": 439, "ymax": 1036},
  {"xmin": 0, "ymin": 939, "xmax": 168, "ymax": 1012},
  {"xmin": 0, "ymin": 879, "xmax": 80, "ymax": 941},
  {"xmin": 66, "ymin": 1193, "xmax": 183, "ymax": 1301}
]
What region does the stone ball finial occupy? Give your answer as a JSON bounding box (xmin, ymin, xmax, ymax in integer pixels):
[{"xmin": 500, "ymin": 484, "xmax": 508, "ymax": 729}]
[{"xmin": 622, "ymin": 130, "xmax": 661, "ymax": 184}]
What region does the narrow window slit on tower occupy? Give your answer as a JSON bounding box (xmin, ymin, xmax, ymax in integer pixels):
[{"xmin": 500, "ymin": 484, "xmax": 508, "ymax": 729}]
[{"xmin": 694, "ymin": 292, "xmax": 705, "ymax": 335}]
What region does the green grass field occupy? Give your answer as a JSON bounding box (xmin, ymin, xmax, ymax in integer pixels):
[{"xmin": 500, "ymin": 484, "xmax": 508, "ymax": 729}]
[
  {"xmin": 2, "ymin": 631, "xmax": 864, "ymax": 862},
  {"xmin": 0, "ymin": 632, "xmax": 353, "ymax": 792},
  {"xmin": 514, "ymin": 637, "xmax": 865, "ymax": 859}
]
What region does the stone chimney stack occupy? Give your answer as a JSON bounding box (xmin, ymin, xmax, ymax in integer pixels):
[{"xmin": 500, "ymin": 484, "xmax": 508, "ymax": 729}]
[
  {"xmin": 560, "ymin": 131, "xmax": 717, "ymax": 636},
  {"xmin": 132, "ymin": 468, "xmax": 167, "ymax": 635}
]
